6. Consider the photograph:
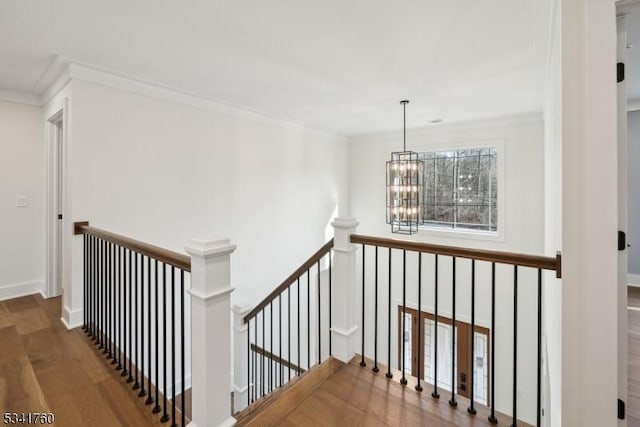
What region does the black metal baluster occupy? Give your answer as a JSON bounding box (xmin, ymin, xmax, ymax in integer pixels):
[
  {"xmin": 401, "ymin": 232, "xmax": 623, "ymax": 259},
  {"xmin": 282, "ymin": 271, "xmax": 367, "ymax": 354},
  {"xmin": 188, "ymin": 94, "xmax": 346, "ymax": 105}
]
[
  {"xmin": 401, "ymin": 250, "xmax": 407, "ymax": 385},
  {"xmin": 488, "ymin": 262, "xmax": 497, "ymax": 423},
  {"xmin": 146, "ymin": 257, "xmax": 154, "ymax": 405},
  {"xmin": 110, "ymin": 243, "xmax": 116, "ymax": 363},
  {"xmin": 512, "ymin": 266, "xmax": 518, "ymax": 427},
  {"xmin": 139, "ymin": 256, "xmax": 147, "ymax": 398},
  {"xmin": 83, "ymin": 234, "xmax": 87, "ymax": 331},
  {"xmin": 106, "ymin": 242, "xmax": 113, "ymax": 359},
  {"xmin": 105, "ymin": 242, "xmax": 109, "ymax": 355},
  {"xmin": 253, "ymin": 316, "xmax": 257, "ymax": 402},
  {"xmin": 279, "ymin": 294, "xmax": 282, "ymax": 387},
  {"xmin": 171, "ymin": 267, "xmax": 176, "ymax": 426},
  {"xmin": 247, "ymin": 317, "xmax": 251, "ymax": 406},
  {"xmin": 260, "ymin": 308, "xmax": 266, "ymax": 396},
  {"xmin": 386, "ymin": 248, "xmax": 393, "ymax": 380},
  {"xmin": 468, "ymin": 260, "xmax": 476, "ymax": 415},
  {"xmin": 360, "ymin": 244, "xmax": 366, "ymax": 367},
  {"xmin": 181, "ymin": 270, "xmax": 185, "ymax": 427},
  {"xmin": 106, "ymin": 242, "xmax": 111, "ymax": 357},
  {"xmin": 307, "ymin": 271, "xmax": 310, "ymax": 371},
  {"xmin": 117, "ymin": 246, "xmax": 123, "ymax": 371},
  {"xmin": 86, "ymin": 235, "xmax": 91, "ymax": 336},
  {"xmin": 288, "ymin": 289, "xmax": 291, "ymax": 381},
  {"xmin": 432, "ymin": 254, "xmax": 440, "ymax": 399},
  {"xmin": 449, "ymin": 256, "xmax": 457, "ymax": 407},
  {"xmin": 537, "ymin": 269, "xmax": 542, "ymax": 427},
  {"xmin": 329, "ymin": 251, "xmax": 332, "ymax": 356},
  {"xmin": 161, "ymin": 263, "xmax": 170, "ymax": 423},
  {"xmin": 317, "ymin": 259, "xmax": 321, "ymax": 365},
  {"xmin": 270, "ymin": 301, "xmax": 274, "ymax": 389},
  {"xmin": 88, "ymin": 236, "xmax": 92, "ymax": 337},
  {"xmin": 415, "ymin": 252, "xmax": 422, "ymax": 392},
  {"xmin": 373, "ymin": 246, "xmax": 379, "ymax": 373},
  {"xmin": 133, "ymin": 253, "xmax": 140, "ymax": 390},
  {"xmin": 153, "ymin": 260, "xmax": 161, "ymax": 414},
  {"xmin": 297, "ymin": 278, "xmax": 300, "ymax": 376},
  {"xmin": 122, "ymin": 248, "xmax": 129, "ymax": 377},
  {"xmin": 128, "ymin": 250, "xmax": 134, "ymax": 383},
  {"xmin": 99, "ymin": 239, "xmax": 104, "ymax": 349},
  {"xmin": 536, "ymin": 269, "xmax": 542, "ymax": 427},
  {"xmin": 93, "ymin": 236, "xmax": 98, "ymax": 340},
  {"xmin": 102, "ymin": 240, "xmax": 107, "ymax": 350}
]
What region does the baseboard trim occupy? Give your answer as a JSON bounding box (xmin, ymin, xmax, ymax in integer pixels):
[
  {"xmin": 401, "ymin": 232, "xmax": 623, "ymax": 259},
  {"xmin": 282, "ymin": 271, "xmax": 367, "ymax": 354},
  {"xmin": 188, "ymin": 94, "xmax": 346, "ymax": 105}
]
[
  {"xmin": 629, "ymin": 274, "xmax": 640, "ymax": 287},
  {"xmin": 61, "ymin": 305, "xmax": 83, "ymax": 329},
  {"xmin": 187, "ymin": 415, "xmax": 236, "ymax": 427},
  {"xmin": 166, "ymin": 375, "xmax": 192, "ymax": 398},
  {"xmin": 0, "ymin": 280, "xmax": 43, "ymax": 301}
]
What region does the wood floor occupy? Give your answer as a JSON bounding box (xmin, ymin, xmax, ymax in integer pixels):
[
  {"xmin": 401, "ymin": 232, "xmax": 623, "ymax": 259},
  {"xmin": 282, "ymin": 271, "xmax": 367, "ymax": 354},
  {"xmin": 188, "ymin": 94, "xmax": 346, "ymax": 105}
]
[
  {"xmin": 236, "ymin": 356, "xmax": 524, "ymax": 427},
  {"xmin": 0, "ymin": 293, "xmax": 184, "ymax": 426},
  {"xmin": 629, "ymin": 287, "xmax": 640, "ymax": 425}
]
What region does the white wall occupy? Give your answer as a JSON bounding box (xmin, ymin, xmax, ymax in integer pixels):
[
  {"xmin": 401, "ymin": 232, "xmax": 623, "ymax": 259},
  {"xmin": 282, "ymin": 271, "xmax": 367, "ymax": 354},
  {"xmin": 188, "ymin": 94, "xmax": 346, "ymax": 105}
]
[
  {"xmin": 0, "ymin": 100, "xmax": 45, "ymax": 300},
  {"xmin": 68, "ymin": 79, "xmax": 348, "ymax": 309},
  {"xmin": 348, "ymin": 114, "xmax": 545, "ymax": 424},
  {"xmin": 629, "ymin": 110, "xmax": 640, "ymax": 279}
]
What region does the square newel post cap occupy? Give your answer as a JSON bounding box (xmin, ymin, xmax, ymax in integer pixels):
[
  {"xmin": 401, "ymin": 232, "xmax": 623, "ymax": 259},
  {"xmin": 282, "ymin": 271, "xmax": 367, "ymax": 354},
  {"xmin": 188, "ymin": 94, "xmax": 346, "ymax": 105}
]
[
  {"xmin": 331, "ymin": 217, "xmax": 359, "ymax": 230},
  {"xmin": 185, "ymin": 237, "xmax": 237, "ymax": 260},
  {"xmin": 331, "ymin": 217, "xmax": 359, "ymax": 250}
]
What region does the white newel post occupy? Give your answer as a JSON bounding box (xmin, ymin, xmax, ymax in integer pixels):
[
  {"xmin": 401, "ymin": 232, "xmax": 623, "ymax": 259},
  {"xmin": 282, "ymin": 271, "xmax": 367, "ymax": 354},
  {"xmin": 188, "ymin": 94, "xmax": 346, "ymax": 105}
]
[
  {"xmin": 330, "ymin": 217, "xmax": 359, "ymax": 363},
  {"xmin": 232, "ymin": 303, "xmax": 251, "ymax": 414},
  {"xmin": 186, "ymin": 238, "xmax": 237, "ymax": 427}
]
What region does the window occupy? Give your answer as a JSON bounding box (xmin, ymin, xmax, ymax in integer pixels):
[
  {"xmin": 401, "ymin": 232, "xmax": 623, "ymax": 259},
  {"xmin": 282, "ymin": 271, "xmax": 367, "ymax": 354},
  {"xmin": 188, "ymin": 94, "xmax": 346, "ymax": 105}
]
[{"xmin": 420, "ymin": 147, "xmax": 497, "ymax": 232}]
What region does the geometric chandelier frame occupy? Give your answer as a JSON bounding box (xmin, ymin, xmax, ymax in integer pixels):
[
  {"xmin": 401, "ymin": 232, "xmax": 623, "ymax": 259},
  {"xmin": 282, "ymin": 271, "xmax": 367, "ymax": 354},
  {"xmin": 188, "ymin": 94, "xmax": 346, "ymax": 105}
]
[{"xmin": 386, "ymin": 100, "xmax": 425, "ymax": 234}]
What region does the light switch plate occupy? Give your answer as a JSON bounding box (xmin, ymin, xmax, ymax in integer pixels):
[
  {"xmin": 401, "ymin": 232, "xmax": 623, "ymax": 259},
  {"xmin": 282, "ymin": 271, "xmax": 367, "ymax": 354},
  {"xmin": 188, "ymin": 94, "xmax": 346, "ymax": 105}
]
[{"xmin": 16, "ymin": 195, "xmax": 27, "ymax": 207}]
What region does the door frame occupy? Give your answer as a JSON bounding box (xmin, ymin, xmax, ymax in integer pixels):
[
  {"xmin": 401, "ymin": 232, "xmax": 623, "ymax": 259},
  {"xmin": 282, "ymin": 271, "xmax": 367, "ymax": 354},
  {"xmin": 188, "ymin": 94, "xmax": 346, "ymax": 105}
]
[{"xmin": 45, "ymin": 104, "xmax": 67, "ymax": 298}]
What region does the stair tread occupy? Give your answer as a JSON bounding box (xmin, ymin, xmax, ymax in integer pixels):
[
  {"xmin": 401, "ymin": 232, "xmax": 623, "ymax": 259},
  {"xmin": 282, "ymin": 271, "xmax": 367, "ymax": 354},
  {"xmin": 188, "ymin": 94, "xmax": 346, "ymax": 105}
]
[{"xmin": 235, "ymin": 357, "xmax": 344, "ymax": 426}]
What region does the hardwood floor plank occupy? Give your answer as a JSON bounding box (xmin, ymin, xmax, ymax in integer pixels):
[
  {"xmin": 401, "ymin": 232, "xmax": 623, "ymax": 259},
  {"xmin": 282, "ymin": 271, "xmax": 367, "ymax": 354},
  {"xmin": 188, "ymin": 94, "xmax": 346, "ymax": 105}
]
[
  {"xmin": 286, "ymin": 387, "xmax": 388, "ymax": 427},
  {"xmin": 321, "ymin": 366, "xmax": 456, "ymax": 427},
  {"xmin": 11, "ymin": 307, "xmax": 51, "ymax": 336},
  {"xmin": 0, "ymin": 356, "xmax": 49, "ymax": 413},
  {"xmin": 0, "ymin": 296, "xmax": 157, "ymax": 426},
  {"xmin": 5, "ymin": 295, "xmax": 39, "ymax": 313},
  {"xmin": 0, "ymin": 326, "xmax": 29, "ymax": 361},
  {"xmin": 0, "ymin": 302, "xmax": 13, "ymax": 329}
]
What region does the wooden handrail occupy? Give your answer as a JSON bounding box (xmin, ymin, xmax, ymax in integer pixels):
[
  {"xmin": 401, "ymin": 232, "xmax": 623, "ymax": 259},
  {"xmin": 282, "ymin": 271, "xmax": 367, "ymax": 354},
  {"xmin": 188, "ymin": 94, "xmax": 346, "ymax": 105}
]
[
  {"xmin": 74, "ymin": 222, "xmax": 191, "ymax": 272},
  {"xmin": 244, "ymin": 239, "xmax": 334, "ymax": 323},
  {"xmin": 351, "ymin": 234, "xmax": 562, "ymax": 278},
  {"xmin": 250, "ymin": 344, "xmax": 305, "ymax": 374}
]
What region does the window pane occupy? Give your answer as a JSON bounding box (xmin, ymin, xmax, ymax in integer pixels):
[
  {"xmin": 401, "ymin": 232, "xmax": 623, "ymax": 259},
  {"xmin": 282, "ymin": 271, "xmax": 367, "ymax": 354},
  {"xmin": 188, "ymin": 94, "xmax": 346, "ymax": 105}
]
[{"xmin": 420, "ymin": 147, "xmax": 497, "ymax": 231}]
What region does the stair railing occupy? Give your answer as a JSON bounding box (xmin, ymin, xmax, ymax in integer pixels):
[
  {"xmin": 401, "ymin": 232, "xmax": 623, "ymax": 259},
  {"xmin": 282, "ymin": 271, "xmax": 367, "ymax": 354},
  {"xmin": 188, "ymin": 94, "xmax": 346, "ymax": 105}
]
[
  {"xmin": 75, "ymin": 221, "xmax": 236, "ymax": 427},
  {"xmin": 239, "ymin": 239, "xmax": 334, "ymax": 409},
  {"xmin": 350, "ymin": 233, "xmax": 561, "ymax": 427}
]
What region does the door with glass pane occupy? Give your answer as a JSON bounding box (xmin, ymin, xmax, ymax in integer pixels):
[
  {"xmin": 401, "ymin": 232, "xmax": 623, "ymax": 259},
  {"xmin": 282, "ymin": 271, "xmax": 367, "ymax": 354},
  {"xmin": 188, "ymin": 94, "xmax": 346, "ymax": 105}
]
[{"xmin": 399, "ymin": 306, "xmax": 490, "ymax": 405}]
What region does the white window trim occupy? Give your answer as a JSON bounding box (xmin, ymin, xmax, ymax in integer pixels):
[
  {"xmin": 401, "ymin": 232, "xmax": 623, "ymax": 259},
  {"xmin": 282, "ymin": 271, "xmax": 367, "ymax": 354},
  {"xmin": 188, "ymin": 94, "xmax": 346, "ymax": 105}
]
[{"xmin": 411, "ymin": 138, "xmax": 505, "ymax": 242}]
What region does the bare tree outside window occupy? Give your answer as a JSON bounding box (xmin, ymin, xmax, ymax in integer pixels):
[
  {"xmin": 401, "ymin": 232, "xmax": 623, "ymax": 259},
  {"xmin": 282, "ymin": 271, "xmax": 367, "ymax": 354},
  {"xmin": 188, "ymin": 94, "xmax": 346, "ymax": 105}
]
[{"xmin": 420, "ymin": 148, "xmax": 497, "ymax": 231}]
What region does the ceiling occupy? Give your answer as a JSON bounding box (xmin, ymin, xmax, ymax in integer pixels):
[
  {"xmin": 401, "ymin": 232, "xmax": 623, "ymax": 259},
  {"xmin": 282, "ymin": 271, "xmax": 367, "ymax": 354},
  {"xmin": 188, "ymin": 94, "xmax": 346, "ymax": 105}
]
[
  {"xmin": 0, "ymin": 0, "xmax": 552, "ymax": 135},
  {"xmin": 627, "ymin": 9, "xmax": 640, "ymax": 102}
]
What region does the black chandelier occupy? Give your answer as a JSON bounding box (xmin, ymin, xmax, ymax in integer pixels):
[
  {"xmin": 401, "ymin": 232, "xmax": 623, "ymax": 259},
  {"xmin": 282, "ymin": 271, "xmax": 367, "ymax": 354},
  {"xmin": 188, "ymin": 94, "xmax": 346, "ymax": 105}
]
[{"xmin": 386, "ymin": 100, "xmax": 424, "ymax": 234}]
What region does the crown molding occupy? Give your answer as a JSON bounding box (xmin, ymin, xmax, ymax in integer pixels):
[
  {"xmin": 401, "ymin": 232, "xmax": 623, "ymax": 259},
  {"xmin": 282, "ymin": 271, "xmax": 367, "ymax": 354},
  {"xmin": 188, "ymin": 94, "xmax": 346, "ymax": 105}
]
[
  {"xmin": 0, "ymin": 89, "xmax": 41, "ymax": 106},
  {"xmin": 58, "ymin": 60, "xmax": 344, "ymax": 141},
  {"xmin": 349, "ymin": 111, "xmax": 543, "ymax": 143},
  {"xmin": 1, "ymin": 57, "xmax": 345, "ymax": 141}
]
